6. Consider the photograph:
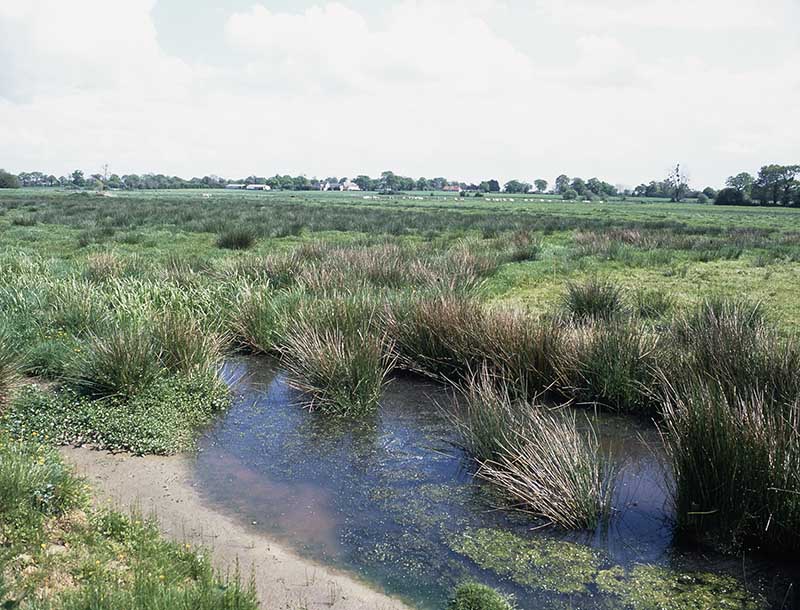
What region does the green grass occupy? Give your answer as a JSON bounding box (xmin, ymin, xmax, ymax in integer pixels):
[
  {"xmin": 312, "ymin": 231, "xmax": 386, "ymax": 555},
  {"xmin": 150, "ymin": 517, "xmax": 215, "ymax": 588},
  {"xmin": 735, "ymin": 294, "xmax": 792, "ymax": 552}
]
[
  {"xmin": 0, "ymin": 434, "xmax": 258, "ymax": 610},
  {"xmin": 448, "ymin": 582, "xmax": 514, "ymax": 610}
]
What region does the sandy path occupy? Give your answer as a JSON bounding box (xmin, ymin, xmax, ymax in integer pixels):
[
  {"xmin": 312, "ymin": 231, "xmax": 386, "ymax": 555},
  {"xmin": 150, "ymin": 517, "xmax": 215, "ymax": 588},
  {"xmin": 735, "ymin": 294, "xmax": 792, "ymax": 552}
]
[{"xmin": 60, "ymin": 447, "xmax": 412, "ymax": 610}]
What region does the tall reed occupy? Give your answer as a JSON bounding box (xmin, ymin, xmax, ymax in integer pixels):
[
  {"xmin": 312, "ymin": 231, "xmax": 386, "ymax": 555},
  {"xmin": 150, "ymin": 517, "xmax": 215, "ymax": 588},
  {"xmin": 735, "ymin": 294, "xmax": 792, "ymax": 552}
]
[{"xmin": 661, "ymin": 381, "xmax": 800, "ymax": 554}]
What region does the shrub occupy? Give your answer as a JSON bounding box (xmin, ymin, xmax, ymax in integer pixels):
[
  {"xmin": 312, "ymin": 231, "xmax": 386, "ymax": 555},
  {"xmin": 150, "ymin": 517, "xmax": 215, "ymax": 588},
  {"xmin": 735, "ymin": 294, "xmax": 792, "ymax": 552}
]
[
  {"xmin": 0, "ymin": 169, "xmax": 20, "ymax": 189},
  {"xmin": 215, "ymin": 227, "xmax": 256, "ymax": 250},
  {"xmin": 714, "ymin": 187, "xmax": 748, "ymax": 206},
  {"xmin": 561, "ymin": 278, "xmax": 625, "ymax": 322},
  {"xmin": 661, "ymin": 382, "xmax": 800, "ymax": 555},
  {"xmin": 449, "ymin": 582, "xmax": 514, "ymax": 610}
]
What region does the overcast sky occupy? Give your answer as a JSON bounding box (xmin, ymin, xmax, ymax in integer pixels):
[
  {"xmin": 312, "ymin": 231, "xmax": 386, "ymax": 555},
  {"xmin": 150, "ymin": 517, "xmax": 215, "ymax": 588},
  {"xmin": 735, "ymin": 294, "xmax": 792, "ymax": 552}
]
[{"xmin": 1, "ymin": 0, "xmax": 798, "ymax": 188}]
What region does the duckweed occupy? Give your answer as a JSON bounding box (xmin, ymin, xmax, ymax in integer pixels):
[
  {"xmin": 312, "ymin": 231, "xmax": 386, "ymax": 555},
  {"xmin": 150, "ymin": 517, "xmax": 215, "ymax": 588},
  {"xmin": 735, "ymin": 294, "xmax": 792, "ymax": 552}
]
[{"xmin": 447, "ymin": 528, "xmax": 602, "ymax": 594}]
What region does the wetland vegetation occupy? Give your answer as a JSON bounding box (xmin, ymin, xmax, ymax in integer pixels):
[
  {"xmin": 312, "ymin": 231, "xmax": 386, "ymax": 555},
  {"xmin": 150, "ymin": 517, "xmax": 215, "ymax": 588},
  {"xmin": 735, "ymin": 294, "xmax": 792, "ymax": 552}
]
[{"xmin": 2, "ymin": 188, "xmax": 800, "ymax": 608}]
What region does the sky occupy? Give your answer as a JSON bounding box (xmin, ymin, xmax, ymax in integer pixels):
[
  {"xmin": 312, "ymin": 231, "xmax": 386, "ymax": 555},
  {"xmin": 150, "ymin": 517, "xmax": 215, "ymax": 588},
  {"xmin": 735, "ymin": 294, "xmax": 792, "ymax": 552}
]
[{"xmin": 1, "ymin": 0, "xmax": 798, "ymax": 188}]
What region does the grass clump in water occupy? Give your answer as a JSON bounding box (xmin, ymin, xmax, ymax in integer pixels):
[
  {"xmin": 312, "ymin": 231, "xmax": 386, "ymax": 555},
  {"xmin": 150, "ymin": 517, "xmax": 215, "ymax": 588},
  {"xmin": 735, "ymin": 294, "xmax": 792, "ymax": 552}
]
[
  {"xmin": 660, "ymin": 381, "xmax": 800, "ymax": 555},
  {"xmin": 448, "ymin": 582, "xmax": 514, "ymax": 610},
  {"xmin": 555, "ymin": 320, "xmax": 659, "ymax": 414},
  {"xmin": 452, "ymin": 370, "xmax": 615, "ymax": 529}
]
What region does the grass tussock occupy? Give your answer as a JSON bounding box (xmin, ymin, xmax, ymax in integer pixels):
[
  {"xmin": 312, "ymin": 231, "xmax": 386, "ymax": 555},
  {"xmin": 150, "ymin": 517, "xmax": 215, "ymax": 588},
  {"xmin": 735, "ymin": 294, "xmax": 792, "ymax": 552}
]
[
  {"xmin": 562, "ymin": 277, "xmax": 625, "ymax": 322},
  {"xmin": 452, "ymin": 370, "xmax": 615, "ymax": 529},
  {"xmin": 281, "ymin": 297, "xmax": 395, "ymax": 416},
  {"xmin": 215, "ymin": 227, "xmax": 257, "ymax": 250},
  {"xmin": 0, "ymin": 328, "xmax": 20, "ymax": 408},
  {"xmin": 555, "ymin": 320, "xmax": 659, "ymax": 414},
  {"xmin": 448, "ymin": 582, "xmax": 515, "ymax": 610},
  {"xmin": 661, "ymin": 381, "xmax": 800, "ymax": 554}
]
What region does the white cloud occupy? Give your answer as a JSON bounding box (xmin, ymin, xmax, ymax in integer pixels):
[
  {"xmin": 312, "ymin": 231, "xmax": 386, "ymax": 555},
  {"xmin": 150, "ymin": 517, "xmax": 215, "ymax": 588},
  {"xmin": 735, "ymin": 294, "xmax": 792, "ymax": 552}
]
[{"xmin": 0, "ymin": 0, "xmax": 798, "ymax": 187}]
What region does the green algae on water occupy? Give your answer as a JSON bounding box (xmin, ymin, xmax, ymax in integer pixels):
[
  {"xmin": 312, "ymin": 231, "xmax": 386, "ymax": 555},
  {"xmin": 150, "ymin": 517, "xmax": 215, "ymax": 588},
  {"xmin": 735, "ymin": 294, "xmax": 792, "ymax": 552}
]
[
  {"xmin": 596, "ymin": 564, "xmax": 763, "ymax": 610},
  {"xmin": 447, "ymin": 528, "xmax": 603, "ymax": 594}
]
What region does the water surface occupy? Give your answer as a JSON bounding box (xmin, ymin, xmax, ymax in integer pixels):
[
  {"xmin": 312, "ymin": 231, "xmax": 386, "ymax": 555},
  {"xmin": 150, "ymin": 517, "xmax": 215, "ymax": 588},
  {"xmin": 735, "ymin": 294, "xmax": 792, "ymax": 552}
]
[{"xmin": 193, "ymin": 358, "xmax": 799, "ymax": 609}]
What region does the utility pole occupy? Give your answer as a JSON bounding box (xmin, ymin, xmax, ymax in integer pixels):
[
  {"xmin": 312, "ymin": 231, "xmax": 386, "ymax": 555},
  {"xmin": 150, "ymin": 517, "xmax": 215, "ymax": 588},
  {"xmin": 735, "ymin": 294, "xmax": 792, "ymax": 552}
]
[{"xmin": 102, "ymin": 163, "xmax": 109, "ymax": 182}]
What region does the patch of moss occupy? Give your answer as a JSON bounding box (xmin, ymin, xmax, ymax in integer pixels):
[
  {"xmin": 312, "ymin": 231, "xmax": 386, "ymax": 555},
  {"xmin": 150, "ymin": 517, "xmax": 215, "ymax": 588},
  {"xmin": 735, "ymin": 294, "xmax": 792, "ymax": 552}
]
[
  {"xmin": 447, "ymin": 528, "xmax": 602, "ymax": 594},
  {"xmin": 596, "ymin": 564, "xmax": 763, "ymax": 610},
  {"xmin": 448, "ymin": 582, "xmax": 514, "ymax": 610}
]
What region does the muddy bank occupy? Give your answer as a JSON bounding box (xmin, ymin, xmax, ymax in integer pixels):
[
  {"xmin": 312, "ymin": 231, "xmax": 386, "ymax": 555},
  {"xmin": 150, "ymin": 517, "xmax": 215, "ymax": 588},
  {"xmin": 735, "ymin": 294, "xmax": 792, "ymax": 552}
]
[{"xmin": 60, "ymin": 446, "xmax": 412, "ymax": 610}]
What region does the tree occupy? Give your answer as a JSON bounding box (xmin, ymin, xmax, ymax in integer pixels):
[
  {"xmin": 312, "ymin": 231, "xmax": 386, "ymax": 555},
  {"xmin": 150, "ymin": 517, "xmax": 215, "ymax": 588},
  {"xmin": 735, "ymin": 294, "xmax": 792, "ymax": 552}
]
[
  {"xmin": 534, "ymin": 179, "xmax": 548, "ymax": 193},
  {"xmin": 570, "ymin": 177, "xmax": 587, "ymax": 197},
  {"xmin": 665, "ymin": 164, "xmax": 689, "ymax": 202},
  {"xmin": 71, "ymin": 170, "xmax": 86, "ymax": 187},
  {"xmin": 752, "ymin": 164, "xmax": 799, "ymax": 206},
  {"xmin": 504, "ymin": 180, "xmax": 531, "ymax": 194},
  {"xmin": 714, "ymin": 187, "xmax": 748, "ymax": 206},
  {"xmin": 354, "ymin": 175, "xmax": 373, "ymax": 191},
  {"xmin": 562, "ymin": 188, "xmax": 578, "ymax": 201},
  {"xmin": 0, "ymin": 169, "xmax": 20, "ymax": 188},
  {"xmin": 483, "ymin": 179, "xmax": 500, "ymax": 193},
  {"xmin": 725, "ymin": 172, "xmax": 754, "ymax": 196},
  {"xmin": 702, "ymin": 186, "xmax": 717, "ymax": 199},
  {"xmin": 554, "ymin": 175, "xmax": 570, "ymax": 194}
]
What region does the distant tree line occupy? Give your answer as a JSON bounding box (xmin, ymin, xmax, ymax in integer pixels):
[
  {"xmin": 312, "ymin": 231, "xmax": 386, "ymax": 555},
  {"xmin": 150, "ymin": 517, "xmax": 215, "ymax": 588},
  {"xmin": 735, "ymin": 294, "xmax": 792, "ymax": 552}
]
[
  {"xmin": 1, "ymin": 164, "xmax": 795, "ymax": 205},
  {"xmin": 715, "ymin": 165, "xmax": 800, "ymax": 207}
]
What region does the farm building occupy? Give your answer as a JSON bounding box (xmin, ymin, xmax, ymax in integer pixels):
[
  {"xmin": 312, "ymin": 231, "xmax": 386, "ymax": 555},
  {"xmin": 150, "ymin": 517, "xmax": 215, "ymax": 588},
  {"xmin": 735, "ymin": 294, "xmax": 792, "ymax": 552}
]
[
  {"xmin": 225, "ymin": 183, "xmax": 246, "ymax": 190},
  {"xmin": 245, "ymin": 184, "xmax": 271, "ymax": 191}
]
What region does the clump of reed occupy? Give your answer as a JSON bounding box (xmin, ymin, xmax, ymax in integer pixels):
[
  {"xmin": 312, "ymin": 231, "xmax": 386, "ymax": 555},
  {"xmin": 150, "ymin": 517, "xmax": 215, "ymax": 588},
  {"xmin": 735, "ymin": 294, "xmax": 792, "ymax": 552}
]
[
  {"xmin": 230, "ymin": 287, "xmax": 301, "ymax": 353},
  {"xmin": 67, "ymin": 326, "xmax": 163, "ymax": 398},
  {"xmin": 215, "ymin": 227, "xmax": 257, "ymax": 250},
  {"xmin": 451, "ymin": 369, "xmax": 615, "ymax": 529},
  {"xmin": 479, "ymin": 309, "xmax": 563, "ymax": 400},
  {"xmin": 661, "ymin": 381, "xmax": 800, "ymax": 554},
  {"xmin": 555, "ymin": 320, "xmax": 660, "ymax": 414},
  {"xmin": 281, "ymin": 296, "xmax": 395, "ymax": 416},
  {"xmin": 669, "ymin": 296, "xmax": 800, "ymax": 403},
  {"xmin": 150, "ymin": 310, "xmax": 227, "ymax": 375},
  {"xmin": 386, "ymin": 293, "xmax": 483, "ymax": 380},
  {"xmin": 561, "ymin": 277, "xmax": 625, "ymax": 322},
  {"xmin": 84, "ymin": 252, "xmax": 126, "ymax": 281},
  {"xmin": 0, "ymin": 327, "xmax": 20, "ymax": 407}
]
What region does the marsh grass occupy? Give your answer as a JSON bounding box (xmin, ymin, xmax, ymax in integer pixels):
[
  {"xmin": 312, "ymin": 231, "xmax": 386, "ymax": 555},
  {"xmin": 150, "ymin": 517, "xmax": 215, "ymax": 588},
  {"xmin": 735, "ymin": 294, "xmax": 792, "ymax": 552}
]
[
  {"xmin": 67, "ymin": 326, "xmax": 162, "ymax": 398},
  {"xmin": 387, "ymin": 293, "xmax": 483, "ymax": 379},
  {"xmin": 661, "ymin": 381, "xmax": 800, "ymax": 554},
  {"xmin": 0, "ymin": 327, "xmax": 20, "ymax": 407},
  {"xmin": 215, "ymin": 227, "xmax": 257, "ymax": 250},
  {"xmin": 281, "ymin": 297, "xmax": 395, "ymax": 416},
  {"xmin": 555, "ymin": 320, "xmax": 659, "ymax": 414},
  {"xmin": 632, "ymin": 288, "xmax": 673, "ymax": 319},
  {"xmin": 562, "ymin": 277, "xmax": 625, "ymax": 322},
  {"xmin": 151, "ymin": 310, "xmax": 226, "ymax": 375},
  {"xmin": 449, "ymin": 582, "xmax": 515, "ymax": 610},
  {"xmin": 452, "ymin": 370, "xmax": 615, "ymax": 529}
]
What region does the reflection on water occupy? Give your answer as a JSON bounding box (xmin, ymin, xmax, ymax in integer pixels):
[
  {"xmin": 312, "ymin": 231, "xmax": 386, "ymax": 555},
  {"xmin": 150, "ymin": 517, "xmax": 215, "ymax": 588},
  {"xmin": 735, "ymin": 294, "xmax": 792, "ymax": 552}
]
[{"xmin": 192, "ymin": 357, "xmax": 799, "ymax": 609}]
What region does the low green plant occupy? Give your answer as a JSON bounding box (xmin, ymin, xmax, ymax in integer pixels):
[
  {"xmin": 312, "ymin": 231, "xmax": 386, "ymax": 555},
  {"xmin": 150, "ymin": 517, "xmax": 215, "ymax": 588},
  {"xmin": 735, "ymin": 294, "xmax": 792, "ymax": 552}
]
[
  {"xmin": 5, "ymin": 374, "xmax": 229, "ymax": 455},
  {"xmin": 449, "ymin": 582, "xmax": 514, "ymax": 610}
]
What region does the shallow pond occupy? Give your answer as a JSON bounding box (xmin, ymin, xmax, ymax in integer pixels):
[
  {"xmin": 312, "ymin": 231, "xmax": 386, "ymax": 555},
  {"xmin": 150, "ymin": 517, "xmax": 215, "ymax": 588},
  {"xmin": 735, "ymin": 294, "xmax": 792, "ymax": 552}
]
[{"xmin": 192, "ymin": 358, "xmax": 799, "ymax": 609}]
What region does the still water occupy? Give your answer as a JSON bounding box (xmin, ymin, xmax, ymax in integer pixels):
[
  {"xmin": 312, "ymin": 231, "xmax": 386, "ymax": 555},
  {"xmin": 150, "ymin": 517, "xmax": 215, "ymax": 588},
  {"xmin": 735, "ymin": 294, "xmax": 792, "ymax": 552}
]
[{"xmin": 192, "ymin": 358, "xmax": 798, "ymax": 609}]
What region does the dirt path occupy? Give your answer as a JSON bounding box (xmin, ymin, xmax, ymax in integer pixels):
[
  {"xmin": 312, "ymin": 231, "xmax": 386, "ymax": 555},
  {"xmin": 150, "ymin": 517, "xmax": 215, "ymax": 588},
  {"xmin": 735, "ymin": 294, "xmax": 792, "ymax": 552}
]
[{"xmin": 60, "ymin": 447, "xmax": 413, "ymax": 610}]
